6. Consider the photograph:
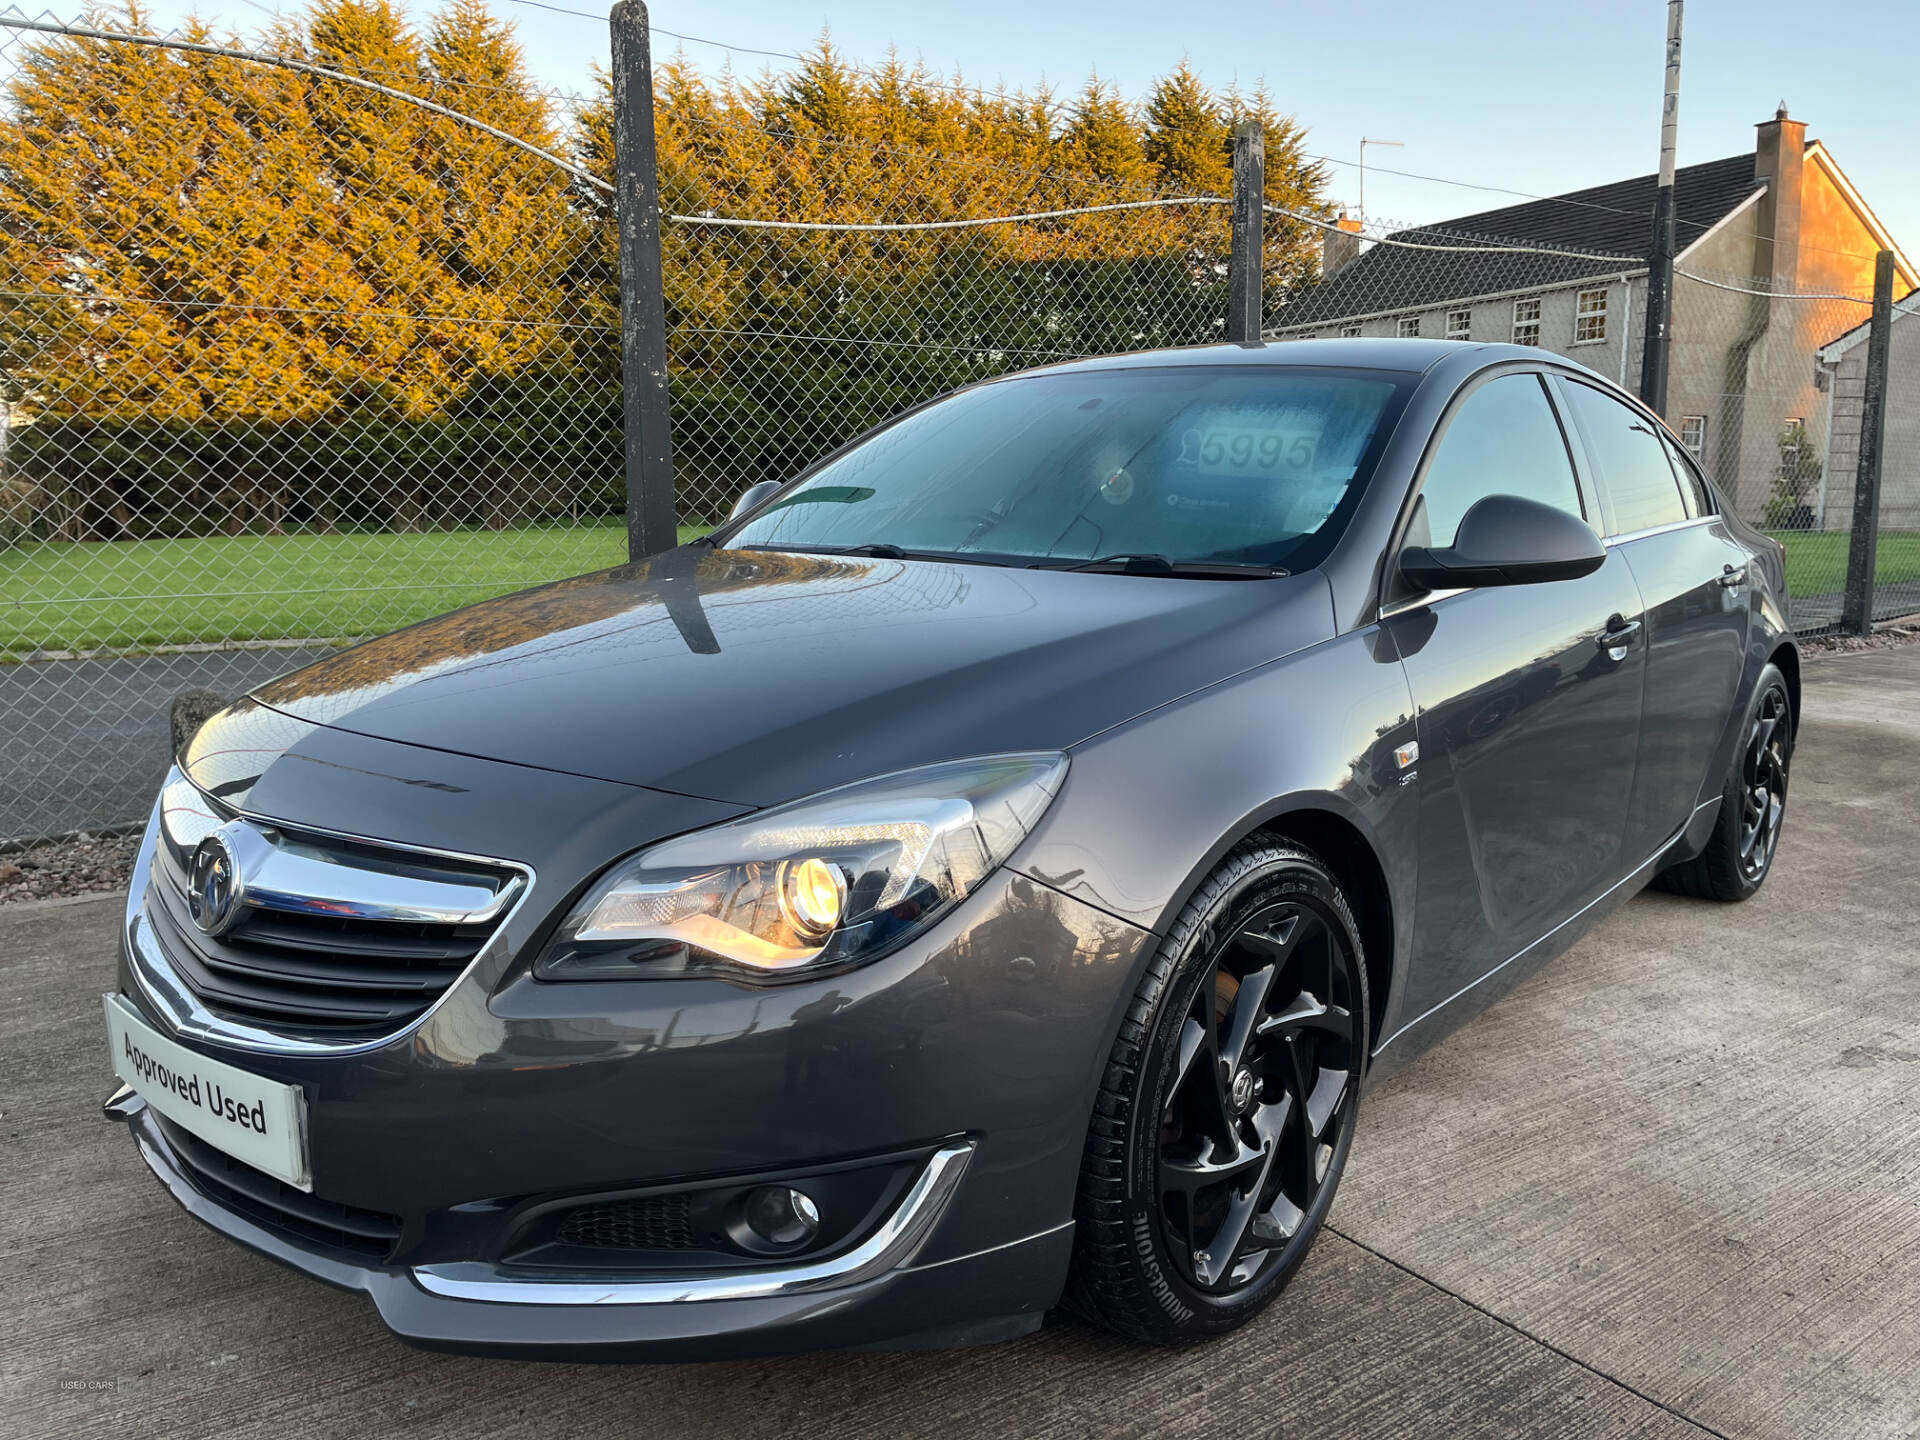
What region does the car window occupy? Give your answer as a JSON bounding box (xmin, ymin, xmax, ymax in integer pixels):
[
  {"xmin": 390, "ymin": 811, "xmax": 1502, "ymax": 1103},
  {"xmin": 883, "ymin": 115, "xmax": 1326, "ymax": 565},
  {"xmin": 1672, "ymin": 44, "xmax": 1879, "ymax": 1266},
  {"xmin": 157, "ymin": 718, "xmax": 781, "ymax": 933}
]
[
  {"xmin": 1415, "ymin": 373, "xmax": 1583, "ymax": 547},
  {"xmin": 1562, "ymin": 381, "xmax": 1690, "ymax": 534},
  {"xmin": 1659, "ymin": 431, "xmax": 1716, "ymax": 518},
  {"xmin": 725, "ymin": 367, "xmax": 1414, "ymax": 572}
]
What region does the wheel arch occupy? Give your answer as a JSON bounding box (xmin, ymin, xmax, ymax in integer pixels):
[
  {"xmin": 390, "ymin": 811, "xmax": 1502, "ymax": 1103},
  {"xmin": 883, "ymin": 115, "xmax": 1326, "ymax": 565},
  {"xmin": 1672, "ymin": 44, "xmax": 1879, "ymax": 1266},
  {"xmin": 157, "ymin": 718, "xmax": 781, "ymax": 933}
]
[
  {"xmin": 1154, "ymin": 798, "xmax": 1398, "ymax": 1070},
  {"xmin": 1769, "ymin": 640, "xmax": 1801, "ymax": 738},
  {"xmin": 1256, "ymin": 809, "xmax": 1395, "ymax": 1068}
]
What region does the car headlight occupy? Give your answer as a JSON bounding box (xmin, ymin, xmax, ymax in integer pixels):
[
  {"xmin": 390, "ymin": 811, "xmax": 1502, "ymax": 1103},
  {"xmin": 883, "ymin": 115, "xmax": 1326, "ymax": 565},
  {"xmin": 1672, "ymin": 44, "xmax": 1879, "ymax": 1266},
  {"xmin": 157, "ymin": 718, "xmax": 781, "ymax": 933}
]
[{"xmin": 534, "ymin": 753, "xmax": 1068, "ymax": 983}]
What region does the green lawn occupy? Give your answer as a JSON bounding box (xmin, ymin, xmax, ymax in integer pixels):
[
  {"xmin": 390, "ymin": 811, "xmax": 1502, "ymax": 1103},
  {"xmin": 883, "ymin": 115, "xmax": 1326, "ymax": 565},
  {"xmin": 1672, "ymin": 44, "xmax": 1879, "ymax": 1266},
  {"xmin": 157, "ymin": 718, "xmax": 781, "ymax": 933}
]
[
  {"xmin": 4, "ymin": 522, "xmax": 1913, "ymax": 656},
  {"xmin": 1767, "ymin": 529, "xmax": 1920, "ymax": 600},
  {"xmin": 2, "ymin": 521, "xmax": 709, "ymax": 655}
]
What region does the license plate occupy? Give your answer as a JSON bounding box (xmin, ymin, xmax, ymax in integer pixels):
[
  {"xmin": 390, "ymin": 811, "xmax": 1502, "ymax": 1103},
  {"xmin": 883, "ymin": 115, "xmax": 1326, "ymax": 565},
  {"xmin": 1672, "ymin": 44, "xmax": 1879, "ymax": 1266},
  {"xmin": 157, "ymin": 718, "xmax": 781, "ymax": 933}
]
[{"xmin": 104, "ymin": 994, "xmax": 311, "ymax": 1191}]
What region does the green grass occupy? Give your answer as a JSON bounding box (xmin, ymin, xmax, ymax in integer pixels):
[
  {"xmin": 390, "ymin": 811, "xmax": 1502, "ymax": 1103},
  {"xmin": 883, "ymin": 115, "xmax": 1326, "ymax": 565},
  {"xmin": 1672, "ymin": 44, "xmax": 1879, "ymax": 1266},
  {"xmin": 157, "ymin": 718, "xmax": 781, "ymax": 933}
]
[
  {"xmin": 1766, "ymin": 529, "xmax": 1920, "ymax": 600},
  {"xmin": 1, "ymin": 521, "xmax": 709, "ymax": 655}
]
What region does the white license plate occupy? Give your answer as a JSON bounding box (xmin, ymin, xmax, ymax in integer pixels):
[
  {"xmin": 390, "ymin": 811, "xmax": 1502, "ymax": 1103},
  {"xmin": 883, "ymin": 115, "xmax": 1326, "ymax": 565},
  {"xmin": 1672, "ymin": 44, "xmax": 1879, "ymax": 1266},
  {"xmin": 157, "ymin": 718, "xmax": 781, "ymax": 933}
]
[{"xmin": 104, "ymin": 994, "xmax": 311, "ymax": 1191}]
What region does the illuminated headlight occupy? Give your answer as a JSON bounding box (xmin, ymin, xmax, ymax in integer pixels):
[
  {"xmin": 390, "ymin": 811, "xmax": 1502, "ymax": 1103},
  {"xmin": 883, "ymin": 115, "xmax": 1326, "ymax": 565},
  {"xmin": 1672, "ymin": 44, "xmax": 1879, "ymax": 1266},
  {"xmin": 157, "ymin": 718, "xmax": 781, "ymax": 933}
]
[{"xmin": 534, "ymin": 753, "xmax": 1068, "ymax": 983}]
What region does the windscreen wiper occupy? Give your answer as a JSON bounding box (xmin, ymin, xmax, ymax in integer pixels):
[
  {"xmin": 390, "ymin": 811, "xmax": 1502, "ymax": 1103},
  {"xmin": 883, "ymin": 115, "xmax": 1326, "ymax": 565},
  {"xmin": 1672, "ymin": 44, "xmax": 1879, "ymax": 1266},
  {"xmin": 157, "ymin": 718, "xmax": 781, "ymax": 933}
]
[
  {"xmin": 737, "ymin": 543, "xmax": 1021, "ymax": 567},
  {"xmin": 1040, "ymin": 553, "xmax": 1287, "ymax": 579},
  {"xmin": 738, "ymin": 542, "xmax": 908, "ymax": 557}
]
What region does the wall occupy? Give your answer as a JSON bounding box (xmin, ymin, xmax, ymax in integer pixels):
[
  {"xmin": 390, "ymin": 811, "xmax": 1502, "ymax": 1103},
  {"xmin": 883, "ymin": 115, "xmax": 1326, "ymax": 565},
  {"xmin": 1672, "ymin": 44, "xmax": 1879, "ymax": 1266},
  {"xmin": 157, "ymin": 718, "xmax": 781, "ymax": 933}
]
[{"xmin": 1826, "ymin": 313, "xmax": 1920, "ymax": 533}]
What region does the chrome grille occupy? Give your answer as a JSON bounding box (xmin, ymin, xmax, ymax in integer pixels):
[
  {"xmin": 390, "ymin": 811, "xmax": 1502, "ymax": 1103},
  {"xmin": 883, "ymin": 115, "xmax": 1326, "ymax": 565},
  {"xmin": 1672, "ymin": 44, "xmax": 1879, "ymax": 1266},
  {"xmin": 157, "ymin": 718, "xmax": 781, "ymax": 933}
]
[{"xmin": 138, "ymin": 769, "xmax": 523, "ymax": 1039}]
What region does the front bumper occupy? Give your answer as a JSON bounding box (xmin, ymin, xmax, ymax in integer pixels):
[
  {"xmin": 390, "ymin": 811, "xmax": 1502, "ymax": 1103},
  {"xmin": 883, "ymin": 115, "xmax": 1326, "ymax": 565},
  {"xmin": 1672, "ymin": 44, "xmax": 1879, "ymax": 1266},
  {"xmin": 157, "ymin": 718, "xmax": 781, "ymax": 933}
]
[
  {"xmin": 109, "ymin": 727, "xmax": 1152, "ymax": 1357},
  {"xmin": 111, "ymin": 1090, "xmax": 1066, "ymax": 1359}
]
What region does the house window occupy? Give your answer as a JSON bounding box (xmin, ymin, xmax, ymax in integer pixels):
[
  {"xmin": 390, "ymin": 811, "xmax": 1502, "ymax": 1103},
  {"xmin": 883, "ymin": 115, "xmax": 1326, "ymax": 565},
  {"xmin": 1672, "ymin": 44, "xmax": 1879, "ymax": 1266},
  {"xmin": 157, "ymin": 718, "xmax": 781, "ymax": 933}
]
[
  {"xmin": 1574, "ymin": 288, "xmax": 1608, "ymax": 344},
  {"xmin": 1679, "ymin": 415, "xmax": 1707, "ymax": 456},
  {"xmin": 1396, "ymin": 316, "xmax": 1421, "ymax": 338},
  {"xmin": 1341, "ymin": 324, "xmax": 1362, "ymax": 338},
  {"xmin": 1446, "ymin": 309, "xmax": 1472, "ymax": 342},
  {"xmin": 1511, "ymin": 298, "xmax": 1542, "ymax": 346}
]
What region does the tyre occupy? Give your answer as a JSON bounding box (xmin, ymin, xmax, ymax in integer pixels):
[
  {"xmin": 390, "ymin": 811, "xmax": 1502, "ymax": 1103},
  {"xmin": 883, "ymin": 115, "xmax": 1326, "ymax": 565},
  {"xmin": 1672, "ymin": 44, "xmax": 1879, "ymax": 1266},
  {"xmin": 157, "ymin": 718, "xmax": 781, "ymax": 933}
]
[
  {"xmin": 1653, "ymin": 662, "xmax": 1793, "ymax": 902},
  {"xmin": 1065, "ymin": 837, "xmax": 1369, "ymax": 1344}
]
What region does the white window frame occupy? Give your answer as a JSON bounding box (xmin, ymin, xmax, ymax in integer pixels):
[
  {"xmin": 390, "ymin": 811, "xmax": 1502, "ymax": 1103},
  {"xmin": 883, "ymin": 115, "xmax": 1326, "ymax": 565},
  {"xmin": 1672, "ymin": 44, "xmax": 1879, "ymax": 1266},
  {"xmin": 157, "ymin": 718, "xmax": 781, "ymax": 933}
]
[
  {"xmin": 1340, "ymin": 324, "xmax": 1362, "ymax": 338},
  {"xmin": 1511, "ymin": 297, "xmax": 1542, "ymax": 346},
  {"xmin": 1573, "ymin": 287, "xmax": 1608, "ymax": 344},
  {"xmin": 1445, "ymin": 308, "xmax": 1472, "ymax": 342},
  {"xmin": 1679, "ymin": 415, "xmax": 1707, "ymax": 456},
  {"xmin": 1396, "ymin": 316, "xmax": 1421, "ymax": 339}
]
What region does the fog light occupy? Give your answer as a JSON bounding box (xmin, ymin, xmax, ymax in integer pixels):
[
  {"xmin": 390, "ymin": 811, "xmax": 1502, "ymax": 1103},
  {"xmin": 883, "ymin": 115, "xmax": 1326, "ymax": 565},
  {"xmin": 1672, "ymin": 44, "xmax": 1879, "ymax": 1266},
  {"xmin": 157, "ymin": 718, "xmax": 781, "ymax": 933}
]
[
  {"xmin": 743, "ymin": 1185, "xmax": 821, "ymax": 1248},
  {"xmin": 778, "ymin": 857, "xmax": 845, "ymax": 940}
]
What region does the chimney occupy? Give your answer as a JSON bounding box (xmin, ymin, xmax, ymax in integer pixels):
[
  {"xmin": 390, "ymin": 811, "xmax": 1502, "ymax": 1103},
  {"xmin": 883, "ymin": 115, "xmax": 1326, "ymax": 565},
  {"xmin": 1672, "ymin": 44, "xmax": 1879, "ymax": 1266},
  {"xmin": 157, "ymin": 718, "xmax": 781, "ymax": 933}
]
[
  {"xmin": 1322, "ymin": 211, "xmax": 1364, "ymax": 277},
  {"xmin": 1752, "ymin": 103, "xmax": 1807, "ymax": 289}
]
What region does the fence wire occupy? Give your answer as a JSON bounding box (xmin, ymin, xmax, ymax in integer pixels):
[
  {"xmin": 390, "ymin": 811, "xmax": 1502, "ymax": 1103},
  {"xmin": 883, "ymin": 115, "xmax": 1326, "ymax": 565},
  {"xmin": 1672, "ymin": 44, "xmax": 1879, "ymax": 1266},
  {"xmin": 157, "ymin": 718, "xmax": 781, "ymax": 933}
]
[
  {"xmin": 0, "ymin": 8, "xmax": 621, "ymax": 840},
  {"xmin": 2, "ymin": 8, "xmax": 1916, "ymax": 846}
]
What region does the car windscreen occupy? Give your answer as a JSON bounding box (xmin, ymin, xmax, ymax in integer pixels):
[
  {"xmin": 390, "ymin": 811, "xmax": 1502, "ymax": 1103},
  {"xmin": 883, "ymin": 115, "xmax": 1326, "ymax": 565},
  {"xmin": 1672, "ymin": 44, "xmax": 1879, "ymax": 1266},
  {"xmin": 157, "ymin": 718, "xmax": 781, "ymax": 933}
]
[{"xmin": 721, "ymin": 366, "xmax": 1415, "ymax": 571}]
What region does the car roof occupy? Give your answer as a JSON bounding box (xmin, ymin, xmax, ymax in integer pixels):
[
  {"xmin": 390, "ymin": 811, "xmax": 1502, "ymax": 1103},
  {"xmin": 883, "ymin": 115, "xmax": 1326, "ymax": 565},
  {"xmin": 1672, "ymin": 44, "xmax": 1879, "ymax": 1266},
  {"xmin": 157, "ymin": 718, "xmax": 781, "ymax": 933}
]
[{"xmin": 1029, "ymin": 337, "xmax": 1599, "ymax": 380}]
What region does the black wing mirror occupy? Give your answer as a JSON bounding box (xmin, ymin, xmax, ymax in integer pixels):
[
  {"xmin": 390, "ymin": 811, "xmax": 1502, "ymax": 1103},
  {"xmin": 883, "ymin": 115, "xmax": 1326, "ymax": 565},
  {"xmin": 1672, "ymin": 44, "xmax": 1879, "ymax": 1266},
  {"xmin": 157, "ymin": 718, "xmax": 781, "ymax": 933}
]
[
  {"xmin": 728, "ymin": 479, "xmax": 783, "ymax": 522},
  {"xmin": 1400, "ymin": 493, "xmax": 1606, "ymax": 590}
]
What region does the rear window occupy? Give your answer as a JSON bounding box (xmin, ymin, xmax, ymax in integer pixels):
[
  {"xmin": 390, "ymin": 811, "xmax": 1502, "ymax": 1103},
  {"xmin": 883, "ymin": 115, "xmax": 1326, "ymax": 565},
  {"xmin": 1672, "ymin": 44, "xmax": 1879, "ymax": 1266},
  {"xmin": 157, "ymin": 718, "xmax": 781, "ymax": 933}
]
[{"xmin": 1562, "ymin": 380, "xmax": 1690, "ymax": 534}]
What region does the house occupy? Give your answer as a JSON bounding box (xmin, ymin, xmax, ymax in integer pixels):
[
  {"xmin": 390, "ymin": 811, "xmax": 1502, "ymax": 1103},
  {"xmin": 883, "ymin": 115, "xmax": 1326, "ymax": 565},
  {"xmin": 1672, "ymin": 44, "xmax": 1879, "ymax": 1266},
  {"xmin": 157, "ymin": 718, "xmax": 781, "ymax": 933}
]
[
  {"xmin": 1267, "ymin": 108, "xmax": 1916, "ymax": 527},
  {"xmin": 1817, "ymin": 297, "xmax": 1920, "ymax": 533}
]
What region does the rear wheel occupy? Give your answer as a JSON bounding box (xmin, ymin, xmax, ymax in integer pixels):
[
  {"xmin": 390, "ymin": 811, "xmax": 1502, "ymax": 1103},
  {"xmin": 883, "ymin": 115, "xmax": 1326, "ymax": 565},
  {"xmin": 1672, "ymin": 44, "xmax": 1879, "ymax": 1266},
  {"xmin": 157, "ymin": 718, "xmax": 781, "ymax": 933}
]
[
  {"xmin": 1065, "ymin": 838, "xmax": 1368, "ymax": 1344},
  {"xmin": 1654, "ymin": 662, "xmax": 1792, "ymax": 902}
]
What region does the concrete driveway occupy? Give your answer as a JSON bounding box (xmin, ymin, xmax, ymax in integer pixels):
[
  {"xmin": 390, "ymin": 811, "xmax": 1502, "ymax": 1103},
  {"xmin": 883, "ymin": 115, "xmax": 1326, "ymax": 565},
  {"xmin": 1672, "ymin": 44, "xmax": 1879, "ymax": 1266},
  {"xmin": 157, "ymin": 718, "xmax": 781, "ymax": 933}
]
[{"xmin": 5, "ymin": 647, "xmax": 1917, "ymax": 1440}]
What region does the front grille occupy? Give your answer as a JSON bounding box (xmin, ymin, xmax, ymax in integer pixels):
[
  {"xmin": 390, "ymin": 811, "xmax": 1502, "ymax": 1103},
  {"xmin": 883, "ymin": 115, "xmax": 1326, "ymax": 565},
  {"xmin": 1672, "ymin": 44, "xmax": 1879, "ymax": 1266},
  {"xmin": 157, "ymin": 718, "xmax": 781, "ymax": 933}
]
[
  {"xmin": 147, "ymin": 873, "xmax": 494, "ymax": 1034},
  {"xmin": 153, "ymin": 1116, "xmax": 403, "ymax": 1261},
  {"xmin": 555, "ymin": 1195, "xmax": 697, "ymax": 1251},
  {"xmin": 141, "ymin": 782, "xmax": 521, "ymax": 1039}
]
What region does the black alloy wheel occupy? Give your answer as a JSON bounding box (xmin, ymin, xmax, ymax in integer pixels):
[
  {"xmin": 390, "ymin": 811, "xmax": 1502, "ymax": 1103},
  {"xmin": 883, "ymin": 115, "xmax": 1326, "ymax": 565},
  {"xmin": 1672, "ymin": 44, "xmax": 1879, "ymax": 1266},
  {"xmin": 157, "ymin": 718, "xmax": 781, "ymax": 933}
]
[
  {"xmin": 1738, "ymin": 684, "xmax": 1790, "ymax": 883},
  {"xmin": 1158, "ymin": 900, "xmax": 1358, "ymax": 1293},
  {"xmin": 1066, "ymin": 838, "xmax": 1369, "ymax": 1343},
  {"xmin": 1654, "ymin": 661, "xmax": 1793, "ymax": 903}
]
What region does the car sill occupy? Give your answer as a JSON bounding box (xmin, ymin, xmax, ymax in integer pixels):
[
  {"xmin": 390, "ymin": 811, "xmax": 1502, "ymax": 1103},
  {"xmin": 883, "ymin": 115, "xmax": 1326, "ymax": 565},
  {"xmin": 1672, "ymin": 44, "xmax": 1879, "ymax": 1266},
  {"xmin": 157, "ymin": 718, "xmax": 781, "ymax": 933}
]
[{"xmin": 1373, "ymin": 803, "xmax": 1711, "ymax": 1054}]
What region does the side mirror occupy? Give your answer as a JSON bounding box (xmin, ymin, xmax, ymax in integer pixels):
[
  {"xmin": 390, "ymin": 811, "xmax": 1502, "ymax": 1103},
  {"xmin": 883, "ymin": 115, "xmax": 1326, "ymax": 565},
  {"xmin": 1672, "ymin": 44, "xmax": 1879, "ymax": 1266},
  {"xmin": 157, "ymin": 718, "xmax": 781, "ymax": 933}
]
[
  {"xmin": 729, "ymin": 479, "xmax": 783, "ymax": 522},
  {"xmin": 1400, "ymin": 493, "xmax": 1605, "ymax": 590}
]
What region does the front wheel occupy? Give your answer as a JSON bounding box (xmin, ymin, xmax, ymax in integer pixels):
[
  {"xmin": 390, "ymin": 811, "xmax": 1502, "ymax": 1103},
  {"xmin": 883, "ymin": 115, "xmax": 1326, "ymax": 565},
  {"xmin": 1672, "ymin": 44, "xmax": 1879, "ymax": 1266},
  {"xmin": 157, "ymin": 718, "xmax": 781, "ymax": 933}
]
[
  {"xmin": 1654, "ymin": 662, "xmax": 1793, "ymax": 902},
  {"xmin": 1064, "ymin": 838, "xmax": 1369, "ymax": 1344}
]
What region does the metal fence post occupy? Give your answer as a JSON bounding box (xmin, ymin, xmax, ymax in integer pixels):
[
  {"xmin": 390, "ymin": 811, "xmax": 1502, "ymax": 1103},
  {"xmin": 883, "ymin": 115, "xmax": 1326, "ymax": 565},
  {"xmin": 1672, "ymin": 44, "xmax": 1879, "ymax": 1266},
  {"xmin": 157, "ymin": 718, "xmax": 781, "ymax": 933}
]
[
  {"xmin": 610, "ymin": 0, "xmax": 677, "ymax": 561},
  {"xmin": 1226, "ymin": 119, "xmax": 1264, "ymax": 343},
  {"xmin": 1841, "ymin": 250, "xmax": 1894, "ymax": 635},
  {"xmin": 1638, "ymin": 0, "xmax": 1684, "ymax": 414}
]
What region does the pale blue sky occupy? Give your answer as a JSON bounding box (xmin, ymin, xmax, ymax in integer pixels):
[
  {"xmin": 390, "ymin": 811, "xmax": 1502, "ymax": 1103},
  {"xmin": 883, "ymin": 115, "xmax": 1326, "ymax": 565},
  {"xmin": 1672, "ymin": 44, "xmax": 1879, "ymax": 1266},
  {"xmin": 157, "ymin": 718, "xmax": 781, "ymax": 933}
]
[{"xmin": 121, "ymin": 0, "xmax": 1919, "ymax": 250}]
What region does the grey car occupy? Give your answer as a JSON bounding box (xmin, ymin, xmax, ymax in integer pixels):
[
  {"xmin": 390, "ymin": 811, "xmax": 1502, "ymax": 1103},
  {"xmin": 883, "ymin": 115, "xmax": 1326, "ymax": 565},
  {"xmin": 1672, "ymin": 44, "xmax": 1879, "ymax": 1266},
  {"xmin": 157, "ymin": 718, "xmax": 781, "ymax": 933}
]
[{"xmin": 103, "ymin": 339, "xmax": 1798, "ymax": 1359}]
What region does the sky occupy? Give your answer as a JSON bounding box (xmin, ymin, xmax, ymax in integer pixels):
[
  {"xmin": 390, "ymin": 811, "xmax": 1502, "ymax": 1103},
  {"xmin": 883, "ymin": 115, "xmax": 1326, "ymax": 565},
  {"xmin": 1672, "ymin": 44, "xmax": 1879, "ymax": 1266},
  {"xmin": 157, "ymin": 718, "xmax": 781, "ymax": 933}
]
[{"xmin": 113, "ymin": 0, "xmax": 1919, "ymax": 251}]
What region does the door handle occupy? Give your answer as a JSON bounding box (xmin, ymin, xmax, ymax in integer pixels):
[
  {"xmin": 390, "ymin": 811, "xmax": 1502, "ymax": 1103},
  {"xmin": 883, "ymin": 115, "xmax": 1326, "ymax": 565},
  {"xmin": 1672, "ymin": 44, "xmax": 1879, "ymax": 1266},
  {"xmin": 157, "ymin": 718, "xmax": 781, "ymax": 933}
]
[
  {"xmin": 1596, "ymin": 616, "xmax": 1642, "ymax": 653},
  {"xmin": 1719, "ymin": 563, "xmax": 1747, "ymax": 588}
]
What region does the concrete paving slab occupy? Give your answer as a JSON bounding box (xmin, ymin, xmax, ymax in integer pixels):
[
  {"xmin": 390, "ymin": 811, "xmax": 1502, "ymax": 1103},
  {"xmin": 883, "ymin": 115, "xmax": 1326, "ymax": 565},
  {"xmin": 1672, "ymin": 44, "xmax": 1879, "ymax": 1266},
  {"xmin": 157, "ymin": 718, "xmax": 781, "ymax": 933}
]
[
  {"xmin": 1335, "ymin": 647, "xmax": 1920, "ymax": 1440},
  {"xmin": 4, "ymin": 647, "xmax": 1917, "ymax": 1438}
]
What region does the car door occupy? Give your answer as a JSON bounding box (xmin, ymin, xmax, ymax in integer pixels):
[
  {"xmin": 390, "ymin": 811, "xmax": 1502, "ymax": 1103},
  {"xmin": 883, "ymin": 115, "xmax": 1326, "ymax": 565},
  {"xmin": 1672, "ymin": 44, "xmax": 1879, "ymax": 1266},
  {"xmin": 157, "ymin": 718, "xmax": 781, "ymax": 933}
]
[
  {"xmin": 1554, "ymin": 377, "xmax": 1751, "ymax": 864},
  {"xmin": 1382, "ymin": 370, "xmax": 1646, "ymax": 1028}
]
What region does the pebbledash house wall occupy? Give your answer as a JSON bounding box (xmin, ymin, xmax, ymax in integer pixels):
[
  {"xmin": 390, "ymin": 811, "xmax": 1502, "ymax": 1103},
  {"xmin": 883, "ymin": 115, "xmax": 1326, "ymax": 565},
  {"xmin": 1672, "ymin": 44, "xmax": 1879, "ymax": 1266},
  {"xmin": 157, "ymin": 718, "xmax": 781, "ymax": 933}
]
[
  {"xmin": 1266, "ymin": 111, "xmax": 1914, "ymax": 531},
  {"xmin": 1270, "ymin": 272, "xmax": 1652, "ymax": 392},
  {"xmin": 1676, "ymin": 117, "xmax": 1910, "ymax": 530},
  {"xmin": 1822, "ymin": 307, "xmax": 1920, "ymax": 533}
]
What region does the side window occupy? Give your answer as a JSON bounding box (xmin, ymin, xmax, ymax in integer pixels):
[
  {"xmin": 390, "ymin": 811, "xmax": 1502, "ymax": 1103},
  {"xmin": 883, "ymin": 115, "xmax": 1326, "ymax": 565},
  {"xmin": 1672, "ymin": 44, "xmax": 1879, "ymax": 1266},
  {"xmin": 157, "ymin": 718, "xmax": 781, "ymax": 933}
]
[
  {"xmin": 1416, "ymin": 373, "xmax": 1584, "ymax": 547},
  {"xmin": 1659, "ymin": 431, "xmax": 1716, "ymax": 518},
  {"xmin": 1562, "ymin": 381, "xmax": 1690, "ymax": 534}
]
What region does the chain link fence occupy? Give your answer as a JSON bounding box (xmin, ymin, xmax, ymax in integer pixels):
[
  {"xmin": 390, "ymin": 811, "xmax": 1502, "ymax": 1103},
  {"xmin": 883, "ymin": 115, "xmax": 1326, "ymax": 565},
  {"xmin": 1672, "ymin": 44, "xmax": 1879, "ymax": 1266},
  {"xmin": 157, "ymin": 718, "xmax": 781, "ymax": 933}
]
[
  {"xmin": 658, "ymin": 117, "xmax": 1247, "ymax": 526},
  {"xmin": 0, "ymin": 7, "xmax": 627, "ymax": 841},
  {"xmin": 3, "ymin": 6, "xmax": 1916, "ymax": 845}
]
